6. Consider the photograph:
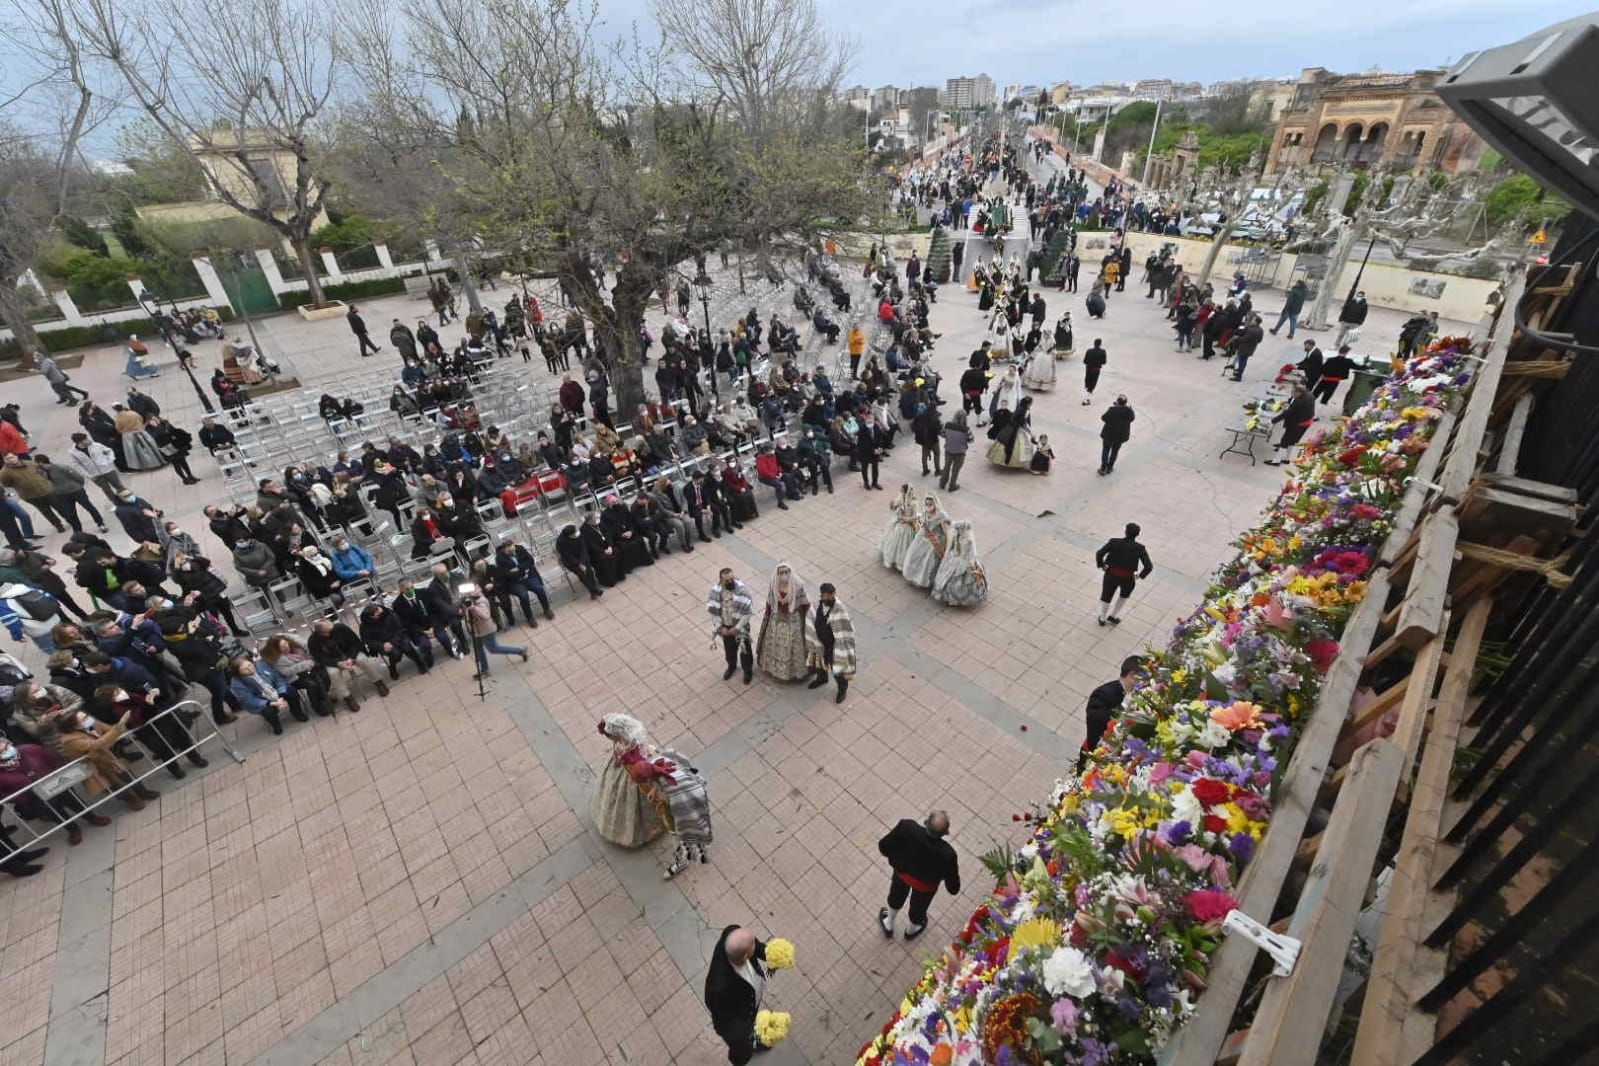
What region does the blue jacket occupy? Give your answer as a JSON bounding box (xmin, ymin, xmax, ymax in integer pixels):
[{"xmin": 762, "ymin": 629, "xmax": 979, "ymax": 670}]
[
  {"xmin": 228, "ymin": 662, "xmax": 290, "ymax": 714},
  {"xmin": 330, "ymin": 544, "xmax": 376, "ymax": 580}
]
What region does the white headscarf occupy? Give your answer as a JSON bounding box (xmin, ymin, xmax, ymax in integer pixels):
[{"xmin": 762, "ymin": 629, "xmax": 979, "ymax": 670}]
[
  {"xmin": 765, "ymin": 561, "xmax": 809, "ymax": 615},
  {"xmin": 600, "ymin": 713, "xmax": 649, "ymax": 748}
]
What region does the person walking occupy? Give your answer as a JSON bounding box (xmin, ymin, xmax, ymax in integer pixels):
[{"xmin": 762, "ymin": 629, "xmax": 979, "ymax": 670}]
[
  {"xmin": 33, "ymin": 455, "xmax": 107, "ymax": 534},
  {"xmin": 1098, "ymin": 394, "xmax": 1134, "ymax": 475},
  {"xmin": 1314, "ymin": 345, "xmax": 1356, "ymax": 405},
  {"xmin": 938, "ymin": 410, "xmax": 972, "ymax": 493},
  {"xmin": 65, "ymin": 434, "xmax": 124, "ymax": 501},
  {"xmin": 803, "ymin": 582, "xmax": 856, "ymax": 703},
  {"xmin": 912, "ymin": 401, "xmax": 943, "ymax": 478},
  {"xmin": 347, "ymin": 305, "xmax": 382, "ymax": 357},
  {"xmin": 1269, "ymin": 279, "xmax": 1308, "ymax": 338},
  {"xmin": 462, "ymin": 588, "xmax": 529, "ymax": 677},
  {"xmin": 1094, "ymin": 522, "xmax": 1153, "ymax": 626},
  {"xmin": 1082, "ymin": 338, "xmax": 1107, "ymax": 405},
  {"xmin": 1265, "ymin": 383, "xmax": 1317, "ymax": 466},
  {"xmin": 704, "ymin": 926, "xmax": 781, "ymax": 1064},
  {"xmin": 707, "ymin": 567, "xmax": 755, "ymax": 684},
  {"xmin": 1077, "ymin": 655, "xmax": 1143, "ymax": 770},
  {"xmin": 876, "ymin": 811, "xmax": 961, "ymax": 941},
  {"xmin": 0, "ymin": 454, "xmax": 68, "ymax": 534},
  {"xmin": 1334, "ymin": 290, "xmax": 1368, "ymax": 348},
  {"xmin": 35, "ymin": 352, "xmax": 88, "ymax": 405}
]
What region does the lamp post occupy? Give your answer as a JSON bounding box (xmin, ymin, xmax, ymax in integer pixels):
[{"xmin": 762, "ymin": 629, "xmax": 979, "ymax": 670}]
[
  {"xmin": 694, "ymin": 271, "xmax": 720, "ymax": 399},
  {"xmin": 141, "ymin": 288, "xmax": 215, "ymax": 414},
  {"xmin": 1140, "ymin": 99, "xmax": 1163, "ymax": 186}
]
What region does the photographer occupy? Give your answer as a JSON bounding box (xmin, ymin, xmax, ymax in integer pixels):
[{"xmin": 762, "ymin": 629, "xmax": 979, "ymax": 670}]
[{"xmin": 461, "ymin": 586, "xmax": 529, "ymax": 679}]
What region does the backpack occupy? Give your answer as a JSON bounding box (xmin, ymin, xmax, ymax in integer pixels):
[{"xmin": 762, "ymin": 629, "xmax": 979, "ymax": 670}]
[{"xmin": 11, "ymin": 589, "xmax": 58, "ymax": 620}]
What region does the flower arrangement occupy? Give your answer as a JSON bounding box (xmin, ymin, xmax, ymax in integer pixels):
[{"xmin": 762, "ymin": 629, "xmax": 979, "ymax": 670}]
[
  {"xmin": 857, "ymin": 339, "xmax": 1476, "ymax": 1065},
  {"xmin": 766, "ymin": 937, "xmax": 797, "ymax": 971},
  {"xmin": 757, "ymin": 1010, "xmax": 793, "ymax": 1047}
]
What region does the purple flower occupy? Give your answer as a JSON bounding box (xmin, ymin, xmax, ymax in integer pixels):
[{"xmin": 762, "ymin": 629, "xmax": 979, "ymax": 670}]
[
  {"xmin": 1051, "ymin": 997, "xmax": 1078, "ymax": 1034},
  {"xmin": 1082, "ymin": 1038, "xmax": 1109, "ymax": 1066},
  {"xmin": 1229, "ymin": 833, "xmax": 1256, "ymax": 863},
  {"xmin": 1163, "ymin": 820, "xmax": 1193, "ymax": 846},
  {"xmin": 1117, "ymin": 994, "xmax": 1143, "ymax": 1020},
  {"xmin": 921, "ymin": 1013, "xmax": 942, "ymax": 1041}
]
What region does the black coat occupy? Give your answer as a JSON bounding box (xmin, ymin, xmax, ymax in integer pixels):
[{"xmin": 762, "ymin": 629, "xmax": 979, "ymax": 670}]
[
  {"xmin": 1100, "ymin": 403, "xmax": 1135, "ymax": 443},
  {"xmin": 1082, "ymin": 679, "xmax": 1125, "ymax": 755},
  {"xmin": 308, "ymin": 624, "xmax": 364, "ymax": 667},
  {"xmin": 422, "ymin": 577, "xmax": 461, "ymax": 625},
  {"xmin": 703, "ymin": 926, "xmax": 769, "ymax": 1055},
  {"xmin": 359, "ymin": 607, "xmax": 411, "ymax": 654},
  {"xmin": 392, "ymin": 593, "xmax": 434, "ymax": 638},
  {"xmin": 1095, "ymin": 536, "xmax": 1153, "ymax": 578},
  {"xmin": 555, "ymin": 531, "xmax": 590, "ymax": 572},
  {"xmin": 877, "ymin": 819, "xmax": 961, "ymax": 894},
  {"xmin": 494, "ymin": 545, "xmax": 545, "ymax": 588}
]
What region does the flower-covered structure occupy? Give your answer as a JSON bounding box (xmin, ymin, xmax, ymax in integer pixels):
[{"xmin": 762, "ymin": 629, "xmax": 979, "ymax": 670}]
[{"xmin": 858, "ymin": 340, "xmax": 1477, "ymax": 1065}]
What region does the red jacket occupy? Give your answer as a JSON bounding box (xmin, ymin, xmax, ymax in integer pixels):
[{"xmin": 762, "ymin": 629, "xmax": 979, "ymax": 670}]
[
  {"xmin": 0, "ymin": 420, "xmax": 28, "ymax": 457},
  {"xmin": 754, "ymin": 453, "xmax": 782, "ymax": 480},
  {"xmin": 722, "ymin": 466, "xmax": 751, "ymax": 492}
]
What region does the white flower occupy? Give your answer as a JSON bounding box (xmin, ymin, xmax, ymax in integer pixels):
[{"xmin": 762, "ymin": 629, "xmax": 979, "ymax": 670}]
[
  {"xmin": 1042, "ymin": 947, "xmax": 1097, "ymax": 998},
  {"xmin": 1099, "ymin": 965, "xmax": 1127, "ymax": 993},
  {"xmin": 1171, "ymin": 786, "xmax": 1205, "ymax": 827},
  {"xmin": 1018, "ymin": 842, "xmax": 1040, "ymax": 863},
  {"xmin": 1197, "ymin": 719, "xmax": 1232, "ymax": 749}
]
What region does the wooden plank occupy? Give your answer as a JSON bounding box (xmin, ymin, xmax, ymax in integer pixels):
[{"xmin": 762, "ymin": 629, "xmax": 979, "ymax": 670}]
[
  {"xmin": 1439, "ymin": 271, "xmax": 1525, "ymax": 505},
  {"xmin": 1492, "ymin": 392, "xmax": 1533, "ymax": 475},
  {"xmin": 1239, "ymin": 740, "xmax": 1406, "ymax": 1066},
  {"xmin": 1161, "ymin": 569, "xmax": 1393, "ymax": 1066},
  {"xmin": 1477, "ymin": 473, "xmax": 1580, "ymax": 504},
  {"xmin": 1389, "ymin": 622, "xmax": 1449, "ymax": 805},
  {"xmin": 1456, "ymin": 485, "xmax": 1579, "ymax": 546},
  {"xmin": 1350, "ymin": 597, "xmax": 1491, "ymax": 1066},
  {"xmin": 1394, "ymin": 507, "xmax": 1458, "ymax": 651},
  {"xmin": 1378, "ymin": 408, "xmax": 1457, "ymax": 568}
]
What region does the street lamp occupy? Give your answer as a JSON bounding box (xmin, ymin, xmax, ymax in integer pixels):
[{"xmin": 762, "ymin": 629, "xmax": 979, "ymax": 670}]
[
  {"xmin": 693, "ymin": 270, "xmax": 720, "ymax": 399},
  {"xmin": 140, "ymin": 288, "xmax": 215, "ymax": 414}
]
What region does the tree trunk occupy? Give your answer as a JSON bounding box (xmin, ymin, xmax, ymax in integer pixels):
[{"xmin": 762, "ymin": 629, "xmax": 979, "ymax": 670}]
[
  {"xmin": 453, "ymin": 254, "xmax": 483, "ymax": 314},
  {"xmin": 0, "ymin": 284, "xmax": 46, "ymax": 363},
  {"xmin": 293, "ymin": 235, "xmax": 327, "ymax": 306},
  {"xmin": 1197, "ymin": 218, "xmax": 1241, "ymax": 287},
  {"xmin": 566, "ymin": 254, "xmax": 649, "ymax": 416}
]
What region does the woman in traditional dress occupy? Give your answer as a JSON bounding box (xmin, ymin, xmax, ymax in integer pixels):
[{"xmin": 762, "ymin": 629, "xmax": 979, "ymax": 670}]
[
  {"xmin": 988, "ymin": 395, "xmax": 1036, "ymax": 469},
  {"xmin": 1020, "ymin": 341, "xmax": 1057, "ymax": 391},
  {"xmin": 113, "ymin": 405, "xmax": 166, "ymax": 472},
  {"xmin": 878, "ymin": 484, "xmax": 920, "ymax": 570},
  {"xmin": 1053, "ymin": 311, "xmax": 1074, "ymax": 360},
  {"xmin": 593, "ymin": 713, "xmax": 670, "ymax": 848},
  {"xmin": 931, "ymin": 520, "xmax": 988, "ymax": 607},
  {"xmin": 756, "ymin": 562, "xmax": 810, "ymax": 681},
  {"xmin": 901, "ymin": 494, "xmax": 952, "ymax": 589}
]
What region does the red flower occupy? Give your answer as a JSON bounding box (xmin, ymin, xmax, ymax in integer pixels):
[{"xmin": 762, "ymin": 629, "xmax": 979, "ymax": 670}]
[
  {"xmin": 1190, "ymin": 778, "xmax": 1232, "ymax": 808},
  {"xmin": 985, "ymin": 936, "xmax": 1011, "ymax": 967},
  {"xmin": 1306, "ymin": 639, "xmax": 1340, "ymax": 675},
  {"xmin": 1186, "ymin": 889, "xmax": 1238, "ymax": 924},
  {"xmin": 1339, "ymin": 445, "xmax": 1368, "ymax": 467},
  {"xmin": 1203, "ymin": 814, "xmax": 1229, "ymax": 834}
]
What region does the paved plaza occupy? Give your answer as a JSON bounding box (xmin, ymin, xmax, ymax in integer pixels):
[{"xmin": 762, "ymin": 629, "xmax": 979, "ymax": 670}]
[{"xmin": 0, "ymin": 258, "xmax": 1458, "ymax": 1065}]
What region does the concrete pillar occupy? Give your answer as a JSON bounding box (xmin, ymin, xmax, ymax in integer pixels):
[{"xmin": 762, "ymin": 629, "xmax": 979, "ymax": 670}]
[
  {"xmin": 50, "ymin": 289, "xmax": 86, "ymax": 327},
  {"xmin": 255, "ymin": 248, "xmax": 288, "ymax": 295},
  {"xmin": 320, "ymin": 248, "xmax": 343, "ymax": 281},
  {"xmin": 375, "ymin": 243, "xmax": 395, "ymax": 274},
  {"xmin": 424, "ymin": 239, "xmax": 445, "ymax": 266},
  {"xmin": 190, "ymin": 255, "xmax": 234, "ymax": 310}
]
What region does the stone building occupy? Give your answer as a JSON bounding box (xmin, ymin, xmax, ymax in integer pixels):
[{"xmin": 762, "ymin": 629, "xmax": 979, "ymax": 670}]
[{"xmin": 1264, "ymin": 67, "xmax": 1487, "ymax": 175}]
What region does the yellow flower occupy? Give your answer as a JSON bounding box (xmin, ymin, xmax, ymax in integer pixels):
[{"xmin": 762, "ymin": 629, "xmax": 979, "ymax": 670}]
[
  {"xmin": 953, "ymin": 1005, "xmax": 974, "ymax": 1033},
  {"xmin": 756, "ymin": 1010, "xmax": 792, "ymax": 1046},
  {"xmin": 765, "ymin": 938, "xmax": 796, "ymax": 971},
  {"xmin": 1008, "ymin": 917, "xmax": 1063, "ymax": 962},
  {"xmin": 1400, "ymin": 406, "xmax": 1430, "ymax": 421},
  {"xmin": 1106, "ymin": 808, "xmax": 1142, "ymax": 840},
  {"xmin": 1171, "ymin": 668, "xmax": 1188, "ymax": 685}
]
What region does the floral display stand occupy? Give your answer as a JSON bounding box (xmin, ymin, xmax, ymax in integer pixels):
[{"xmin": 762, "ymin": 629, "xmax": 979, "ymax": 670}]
[{"xmin": 857, "ymin": 330, "xmax": 1491, "ymax": 1066}]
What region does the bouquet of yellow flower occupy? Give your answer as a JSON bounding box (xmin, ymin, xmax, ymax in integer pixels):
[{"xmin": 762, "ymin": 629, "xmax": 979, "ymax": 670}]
[
  {"xmin": 764, "ymin": 937, "xmax": 796, "ymax": 970},
  {"xmin": 756, "ymin": 1010, "xmax": 792, "ymax": 1046}
]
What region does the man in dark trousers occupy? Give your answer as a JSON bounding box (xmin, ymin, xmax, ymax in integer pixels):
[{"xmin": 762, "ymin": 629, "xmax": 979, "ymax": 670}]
[
  {"xmin": 347, "ymin": 305, "xmax": 381, "ymax": 357},
  {"xmin": 703, "ymin": 925, "xmax": 775, "ymax": 1064},
  {"xmin": 1077, "ymin": 656, "xmax": 1144, "ymax": 770},
  {"xmin": 1335, "ymin": 289, "xmax": 1368, "ymax": 348},
  {"xmin": 912, "ymin": 401, "xmax": 943, "ymax": 478},
  {"xmin": 1266, "ymin": 382, "xmax": 1317, "ymax": 466},
  {"xmin": 855, "ymin": 416, "xmax": 884, "ymax": 490},
  {"xmin": 1098, "ymin": 394, "xmax": 1134, "ymax": 475},
  {"xmin": 1116, "ymin": 246, "xmax": 1132, "ymax": 292},
  {"xmin": 1296, "ymin": 339, "xmax": 1324, "ymax": 391},
  {"xmin": 1064, "ymin": 252, "xmax": 1081, "ymax": 293},
  {"xmin": 877, "ymin": 810, "xmax": 961, "ymax": 940},
  {"xmin": 1314, "ymin": 345, "xmax": 1356, "ymax": 405},
  {"xmin": 1094, "ymin": 521, "xmax": 1153, "ymax": 626},
  {"xmin": 1228, "ymin": 314, "xmax": 1265, "ymax": 382},
  {"xmin": 1082, "ymin": 339, "xmax": 1107, "ymax": 406}
]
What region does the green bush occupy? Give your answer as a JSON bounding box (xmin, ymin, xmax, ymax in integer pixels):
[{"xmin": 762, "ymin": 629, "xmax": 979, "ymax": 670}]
[
  {"xmin": 277, "ymin": 276, "xmax": 407, "ymax": 310},
  {"xmin": 0, "ymin": 306, "xmax": 236, "ymax": 362},
  {"xmin": 1485, "ymin": 173, "xmax": 1567, "ymax": 228}
]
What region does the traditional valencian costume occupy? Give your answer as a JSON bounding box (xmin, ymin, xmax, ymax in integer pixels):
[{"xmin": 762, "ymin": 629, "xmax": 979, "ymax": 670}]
[
  {"xmin": 878, "ymin": 485, "xmax": 921, "ymax": 571},
  {"xmin": 931, "ymin": 520, "xmax": 988, "ymax": 607},
  {"xmin": 756, "ymin": 562, "xmax": 810, "ymax": 681},
  {"xmin": 901, "ymin": 494, "xmax": 952, "ymax": 589}
]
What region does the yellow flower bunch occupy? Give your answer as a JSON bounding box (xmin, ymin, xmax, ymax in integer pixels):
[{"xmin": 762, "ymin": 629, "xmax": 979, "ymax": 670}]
[
  {"xmin": 1007, "ymin": 917, "xmax": 1063, "ymax": 962},
  {"xmin": 1222, "ymin": 803, "xmax": 1265, "ymax": 840},
  {"xmin": 765, "ymin": 938, "xmax": 796, "ymax": 971},
  {"xmin": 1400, "ymin": 406, "xmax": 1432, "ymax": 421},
  {"xmin": 756, "ymin": 1010, "xmax": 792, "ymax": 1046},
  {"xmin": 1105, "ymin": 808, "xmax": 1142, "ymax": 841}
]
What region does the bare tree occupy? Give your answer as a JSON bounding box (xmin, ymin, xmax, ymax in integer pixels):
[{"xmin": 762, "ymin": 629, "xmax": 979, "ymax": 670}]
[
  {"xmin": 75, "ymin": 0, "xmax": 341, "ymax": 304},
  {"xmin": 0, "ymin": 134, "xmax": 60, "ymax": 357}
]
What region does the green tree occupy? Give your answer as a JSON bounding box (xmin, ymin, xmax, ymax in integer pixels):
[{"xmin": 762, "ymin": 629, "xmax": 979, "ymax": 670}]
[{"xmin": 1485, "ymin": 173, "xmax": 1567, "ymax": 228}]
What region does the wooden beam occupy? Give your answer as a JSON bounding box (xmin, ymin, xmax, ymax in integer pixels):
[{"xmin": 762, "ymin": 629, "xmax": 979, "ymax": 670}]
[
  {"xmin": 1394, "ymin": 508, "xmax": 1458, "ymax": 651},
  {"xmin": 1239, "ymin": 740, "xmax": 1406, "ymax": 1066},
  {"xmin": 1492, "ymin": 392, "xmax": 1533, "ymax": 476},
  {"xmin": 1378, "ymin": 408, "xmax": 1456, "ymax": 569},
  {"xmin": 1456, "ymin": 485, "xmax": 1579, "ymax": 545},
  {"xmin": 1350, "ymin": 597, "xmax": 1491, "ymax": 1066},
  {"xmin": 1389, "ymin": 621, "xmax": 1448, "ymax": 806},
  {"xmin": 1477, "ymin": 473, "xmax": 1579, "ymax": 504},
  {"xmin": 1439, "ymin": 271, "xmax": 1526, "ymax": 506},
  {"xmin": 1161, "ymin": 570, "xmax": 1393, "ymax": 1066}
]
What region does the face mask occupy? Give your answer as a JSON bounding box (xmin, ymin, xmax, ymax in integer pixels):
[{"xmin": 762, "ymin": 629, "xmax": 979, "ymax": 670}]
[
  {"xmin": 112, "ymin": 690, "xmax": 128, "ymax": 701},
  {"xmin": 723, "ymin": 580, "xmax": 735, "ymax": 590}
]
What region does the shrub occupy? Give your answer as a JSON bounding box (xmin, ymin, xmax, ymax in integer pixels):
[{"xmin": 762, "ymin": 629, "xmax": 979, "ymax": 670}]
[
  {"xmin": 277, "ymin": 276, "xmax": 407, "ymax": 310},
  {"xmin": 0, "ymin": 307, "xmax": 235, "ymax": 362}
]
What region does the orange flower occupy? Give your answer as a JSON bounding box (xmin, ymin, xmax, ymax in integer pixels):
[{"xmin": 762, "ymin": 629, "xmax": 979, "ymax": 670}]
[
  {"xmin": 1210, "ymin": 701, "xmax": 1264, "ymax": 732},
  {"xmin": 932, "ymin": 1047, "xmax": 954, "ymax": 1066}
]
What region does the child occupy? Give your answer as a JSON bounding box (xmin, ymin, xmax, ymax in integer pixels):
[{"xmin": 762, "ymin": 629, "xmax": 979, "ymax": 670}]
[{"xmin": 1030, "ymin": 433, "xmax": 1055, "ymax": 475}]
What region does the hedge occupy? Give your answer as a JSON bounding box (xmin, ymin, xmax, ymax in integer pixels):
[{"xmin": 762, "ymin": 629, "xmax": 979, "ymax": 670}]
[
  {"xmin": 278, "ymin": 276, "xmax": 408, "ymax": 310},
  {"xmin": 0, "ymin": 307, "xmax": 236, "ymax": 363}
]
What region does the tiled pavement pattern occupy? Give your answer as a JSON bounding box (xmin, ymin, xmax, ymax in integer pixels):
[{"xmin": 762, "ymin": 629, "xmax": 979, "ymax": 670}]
[{"xmin": 0, "ymin": 232, "xmax": 1464, "ymax": 1065}]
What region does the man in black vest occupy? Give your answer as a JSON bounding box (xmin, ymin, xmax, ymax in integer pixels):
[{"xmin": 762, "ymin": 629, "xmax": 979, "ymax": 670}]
[
  {"xmin": 876, "ymin": 811, "xmax": 961, "ymax": 941},
  {"xmin": 1094, "ymin": 522, "xmax": 1154, "ymax": 626},
  {"xmin": 704, "ymin": 925, "xmax": 773, "ymax": 1064},
  {"xmin": 1078, "ymin": 656, "xmax": 1144, "ymax": 770}
]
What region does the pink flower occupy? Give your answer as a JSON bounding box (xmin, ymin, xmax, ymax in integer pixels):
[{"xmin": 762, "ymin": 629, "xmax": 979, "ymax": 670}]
[
  {"xmin": 1149, "ymin": 762, "xmax": 1175, "ymax": 785},
  {"xmin": 1050, "ymin": 997, "xmax": 1078, "ymax": 1034}
]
